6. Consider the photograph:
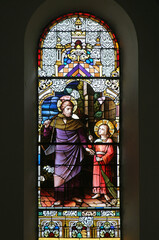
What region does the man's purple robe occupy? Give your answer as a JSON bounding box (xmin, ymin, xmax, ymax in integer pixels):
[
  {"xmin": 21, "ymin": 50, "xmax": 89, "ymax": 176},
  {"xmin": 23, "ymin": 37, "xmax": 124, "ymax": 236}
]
[
  {"xmin": 43, "ymin": 114, "xmax": 87, "ymax": 188},
  {"xmin": 54, "ymin": 128, "xmax": 87, "ymax": 187}
]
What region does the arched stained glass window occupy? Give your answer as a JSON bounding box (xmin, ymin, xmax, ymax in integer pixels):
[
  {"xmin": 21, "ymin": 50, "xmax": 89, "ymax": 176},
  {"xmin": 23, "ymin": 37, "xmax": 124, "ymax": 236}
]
[{"xmin": 38, "ymin": 12, "xmax": 120, "ymax": 239}]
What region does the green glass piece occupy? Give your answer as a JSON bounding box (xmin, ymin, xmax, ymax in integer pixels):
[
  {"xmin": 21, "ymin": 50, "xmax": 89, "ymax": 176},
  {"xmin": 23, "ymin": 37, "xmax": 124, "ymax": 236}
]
[
  {"xmin": 94, "ymin": 101, "xmax": 100, "ymax": 112},
  {"xmin": 77, "ymin": 233, "xmax": 82, "ymax": 238},
  {"xmin": 66, "ymin": 88, "xmax": 73, "ymax": 94},
  {"xmin": 96, "ymin": 211, "xmax": 101, "ymax": 216},
  {"xmin": 94, "ymin": 93, "xmax": 100, "ymax": 101},
  {"xmin": 116, "ymin": 211, "xmax": 120, "ymax": 216},
  {"xmin": 77, "ymin": 211, "xmax": 82, "ymax": 216},
  {"xmin": 94, "ymin": 111, "xmax": 103, "ymax": 118},
  {"xmin": 38, "ymin": 211, "xmax": 43, "ymax": 216},
  {"xmin": 57, "ymin": 211, "xmax": 62, "ymax": 216}
]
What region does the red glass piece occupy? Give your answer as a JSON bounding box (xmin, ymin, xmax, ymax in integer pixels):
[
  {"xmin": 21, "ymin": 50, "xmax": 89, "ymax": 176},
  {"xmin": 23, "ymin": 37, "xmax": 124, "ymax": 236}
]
[
  {"xmin": 105, "ymin": 232, "xmax": 110, "ymax": 237},
  {"xmin": 38, "ymin": 61, "xmax": 41, "ymax": 67},
  {"xmin": 38, "ymin": 55, "xmax": 41, "ymax": 60},
  {"xmin": 49, "ymin": 232, "xmax": 54, "ymax": 237},
  {"xmin": 84, "ymin": 13, "xmax": 90, "ymax": 16},
  {"xmin": 56, "ymin": 16, "xmax": 62, "ymax": 21},
  {"xmin": 51, "ymin": 20, "xmax": 56, "ymax": 25},
  {"xmin": 75, "ymin": 40, "xmax": 82, "ymax": 48},
  {"xmin": 113, "ymin": 33, "xmax": 116, "ymax": 39},
  {"xmin": 68, "ymin": 13, "xmax": 73, "ymax": 16}
]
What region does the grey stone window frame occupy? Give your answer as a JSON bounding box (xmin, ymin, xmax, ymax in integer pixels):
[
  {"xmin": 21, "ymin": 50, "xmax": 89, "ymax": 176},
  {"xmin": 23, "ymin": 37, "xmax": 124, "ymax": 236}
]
[{"xmin": 24, "ymin": 1, "xmax": 139, "ymax": 240}]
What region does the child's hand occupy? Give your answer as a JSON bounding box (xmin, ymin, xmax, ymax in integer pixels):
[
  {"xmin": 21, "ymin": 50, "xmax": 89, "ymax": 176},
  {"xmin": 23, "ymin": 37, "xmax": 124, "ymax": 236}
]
[{"xmin": 96, "ymin": 157, "xmax": 103, "ymax": 161}]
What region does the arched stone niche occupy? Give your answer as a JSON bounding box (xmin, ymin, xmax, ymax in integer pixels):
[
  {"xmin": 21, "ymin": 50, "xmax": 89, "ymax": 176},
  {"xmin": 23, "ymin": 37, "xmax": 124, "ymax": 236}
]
[{"xmin": 24, "ymin": 0, "xmax": 139, "ymax": 239}]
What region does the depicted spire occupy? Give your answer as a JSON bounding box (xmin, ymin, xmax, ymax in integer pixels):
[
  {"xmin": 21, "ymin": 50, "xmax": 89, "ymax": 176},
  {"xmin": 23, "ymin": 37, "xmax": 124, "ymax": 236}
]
[
  {"xmin": 56, "ymin": 37, "xmax": 63, "ymax": 49},
  {"xmin": 75, "ymin": 17, "xmax": 82, "ymax": 31},
  {"xmin": 72, "ymin": 18, "xmax": 85, "ymax": 48},
  {"xmin": 95, "ymin": 37, "xmax": 101, "ymax": 46},
  {"xmin": 55, "ymin": 37, "xmax": 63, "ymax": 67},
  {"xmin": 75, "ymin": 17, "xmax": 82, "ymax": 25}
]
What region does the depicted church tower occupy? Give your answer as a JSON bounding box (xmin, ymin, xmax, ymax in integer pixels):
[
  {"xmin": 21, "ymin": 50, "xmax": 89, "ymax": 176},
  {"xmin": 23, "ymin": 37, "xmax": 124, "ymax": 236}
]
[
  {"xmin": 71, "ymin": 18, "xmax": 86, "ymax": 49},
  {"xmin": 54, "ymin": 17, "xmax": 103, "ymax": 78}
]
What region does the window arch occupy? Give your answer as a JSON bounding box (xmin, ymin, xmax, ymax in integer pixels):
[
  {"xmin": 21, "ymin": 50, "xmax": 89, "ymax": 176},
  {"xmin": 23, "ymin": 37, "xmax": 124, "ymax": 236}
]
[
  {"xmin": 23, "ymin": 1, "xmax": 139, "ymax": 240},
  {"xmin": 37, "ymin": 12, "xmax": 120, "ymax": 239}
]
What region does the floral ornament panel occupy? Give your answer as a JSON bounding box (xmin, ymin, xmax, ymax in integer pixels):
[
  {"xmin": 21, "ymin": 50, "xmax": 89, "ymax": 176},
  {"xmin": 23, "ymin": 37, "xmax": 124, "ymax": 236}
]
[
  {"xmin": 98, "ymin": 221, "xmax": 120, "ymax": 238},
  {"xmin": 41, "ymin": 221, "xmax": 61, "ymax": 238},
  {"xmin": 71, "ymin": 221, "xmax": 88, "ymax": 238}
]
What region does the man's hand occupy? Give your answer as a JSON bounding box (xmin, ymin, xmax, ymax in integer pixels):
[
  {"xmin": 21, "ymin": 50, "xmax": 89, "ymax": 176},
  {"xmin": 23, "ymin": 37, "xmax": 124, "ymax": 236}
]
[
  {"xmin": 85, "ymin": 148, "xmax": 95, "ymax": 155},
  {"xmin": 88, "ymin": 135, "xmax": 93, "ymax": 142},
  {"xmin": 43, "ymin": 119, "xmax": 51, "ymax": 128}
]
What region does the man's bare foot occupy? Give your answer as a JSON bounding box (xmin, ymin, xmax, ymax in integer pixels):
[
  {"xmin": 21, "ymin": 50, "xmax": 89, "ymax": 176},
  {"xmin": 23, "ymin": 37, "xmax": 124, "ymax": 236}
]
[
  {"xmin": 72, "ymin": 197, "xmax": 82, "ymax": 203},
  {"xmin": 54, "ymin": 200, "xmax": 61, "ymax": 206},
  {"xmin": 110, "ymin": 199, "xmax": 117, "ymax": 206},
  {"xmin": 92, "ymin": 193, "xmax": 100, "ymax": 199},
  {"xmin": 104, "ymin": 194, "xmax": 110, "ymax": 202}
]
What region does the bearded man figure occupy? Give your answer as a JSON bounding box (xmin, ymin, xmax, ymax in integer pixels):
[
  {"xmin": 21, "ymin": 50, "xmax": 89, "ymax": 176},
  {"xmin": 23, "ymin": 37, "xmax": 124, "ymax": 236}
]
[{"xmin": 43, "ymin": 95, "xmax": 94, "ymax": 206}]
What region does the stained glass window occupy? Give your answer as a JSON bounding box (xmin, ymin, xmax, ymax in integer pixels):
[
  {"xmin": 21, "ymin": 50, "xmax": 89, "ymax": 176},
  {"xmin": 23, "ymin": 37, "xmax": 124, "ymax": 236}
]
[{"xmin": 38, "ymin": 13, "xmax": 120, "ymax": 239}]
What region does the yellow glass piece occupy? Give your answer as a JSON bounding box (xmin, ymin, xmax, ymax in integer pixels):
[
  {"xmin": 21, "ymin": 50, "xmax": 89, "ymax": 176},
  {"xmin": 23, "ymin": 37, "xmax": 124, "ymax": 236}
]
[
  {"xmin": 39, "ymin": 238, "xmax": 120, "ymax": 240},
  {"xmin": 75, "ymin": 18, "xmax": 82, "ymax": 25}
]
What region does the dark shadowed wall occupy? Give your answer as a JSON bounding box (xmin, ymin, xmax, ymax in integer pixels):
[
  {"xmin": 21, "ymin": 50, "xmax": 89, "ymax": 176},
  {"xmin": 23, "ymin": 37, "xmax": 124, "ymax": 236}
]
[{"xmin": 0, "ymin": 0, "xmax": 159, "ymax": 240}]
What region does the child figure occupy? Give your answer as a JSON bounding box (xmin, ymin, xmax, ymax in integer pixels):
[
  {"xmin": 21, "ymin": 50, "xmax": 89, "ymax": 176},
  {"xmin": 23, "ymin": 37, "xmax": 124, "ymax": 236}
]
[{"xmin": 89, "ymin": 120, "xmax": 114, "ymax": 202}]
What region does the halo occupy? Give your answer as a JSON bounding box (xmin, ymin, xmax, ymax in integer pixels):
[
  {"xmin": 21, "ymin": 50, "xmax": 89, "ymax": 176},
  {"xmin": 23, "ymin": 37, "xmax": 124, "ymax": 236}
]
[
  {"xmin": 57, "ymin": 95, "xmax": 77, "ymax": 113},
  {"xmin": 94, "ymin": 119, "xmax": 115, "ymax": 137}
]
